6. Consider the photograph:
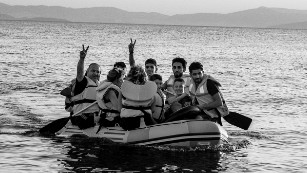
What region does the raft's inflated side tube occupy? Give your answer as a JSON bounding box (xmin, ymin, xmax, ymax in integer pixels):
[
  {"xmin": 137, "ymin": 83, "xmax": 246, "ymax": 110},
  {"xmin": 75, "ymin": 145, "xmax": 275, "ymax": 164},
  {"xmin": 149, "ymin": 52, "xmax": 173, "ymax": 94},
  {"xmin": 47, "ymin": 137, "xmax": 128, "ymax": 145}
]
[{"xmin": 164, "ymin": 106, "xmax": 205, "ymax": 122}]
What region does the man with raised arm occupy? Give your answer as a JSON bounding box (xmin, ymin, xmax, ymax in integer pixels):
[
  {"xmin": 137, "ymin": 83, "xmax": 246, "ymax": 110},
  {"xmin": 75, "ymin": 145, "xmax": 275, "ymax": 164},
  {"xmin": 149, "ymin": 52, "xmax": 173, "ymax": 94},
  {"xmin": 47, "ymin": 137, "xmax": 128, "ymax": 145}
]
[
  {"xmin": 128, "ymin": 39, "xmax": 158, "ymax": 79},
  {"xmin": 68, "ymin": 45, "xmax": 101, "ymax": 129}
]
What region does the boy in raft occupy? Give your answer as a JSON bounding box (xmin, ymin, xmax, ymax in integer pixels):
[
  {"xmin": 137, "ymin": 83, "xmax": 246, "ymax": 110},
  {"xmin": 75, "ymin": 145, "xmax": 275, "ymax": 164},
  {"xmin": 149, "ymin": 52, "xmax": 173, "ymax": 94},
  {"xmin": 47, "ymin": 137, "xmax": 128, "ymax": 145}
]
[
  {"xmin": 149, "ymin": 74, "xmax": 166, "ymax": 123},
  {"xmin": 166, "ymin": 78, "xmax": 192, "ymax": 114},
  {"xmin": 120, "ymin": 65, "xmax": 157, "ymax": 130}
]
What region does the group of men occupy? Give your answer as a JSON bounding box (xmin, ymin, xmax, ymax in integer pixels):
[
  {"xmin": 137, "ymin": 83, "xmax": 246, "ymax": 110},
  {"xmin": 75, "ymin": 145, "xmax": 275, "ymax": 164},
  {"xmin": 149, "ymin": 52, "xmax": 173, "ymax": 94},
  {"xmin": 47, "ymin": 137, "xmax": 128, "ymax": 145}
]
[{"xmin": 62, "ymin": 39, "xmax": 229, "ymax": 130}]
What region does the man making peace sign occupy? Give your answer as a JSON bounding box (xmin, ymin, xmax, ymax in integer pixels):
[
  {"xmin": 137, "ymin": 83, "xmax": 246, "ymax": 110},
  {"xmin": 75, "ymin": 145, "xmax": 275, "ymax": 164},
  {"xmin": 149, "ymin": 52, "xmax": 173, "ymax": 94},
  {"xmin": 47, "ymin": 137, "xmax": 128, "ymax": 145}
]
[{"xmin": 67, "ymin": 45, "xmax": 101, "ymax": 129}]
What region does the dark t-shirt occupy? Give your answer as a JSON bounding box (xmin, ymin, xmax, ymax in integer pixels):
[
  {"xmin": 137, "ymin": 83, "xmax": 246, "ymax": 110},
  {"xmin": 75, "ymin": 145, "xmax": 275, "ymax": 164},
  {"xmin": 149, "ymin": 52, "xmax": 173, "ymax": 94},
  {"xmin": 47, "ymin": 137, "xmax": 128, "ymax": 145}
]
[
  {"xmin": 73, "ymin": 77, "xmax": 87, "ymax": 96},
  {"xmin": 207, "ymin": 79, "xmax": 219, "ymax": 95}
]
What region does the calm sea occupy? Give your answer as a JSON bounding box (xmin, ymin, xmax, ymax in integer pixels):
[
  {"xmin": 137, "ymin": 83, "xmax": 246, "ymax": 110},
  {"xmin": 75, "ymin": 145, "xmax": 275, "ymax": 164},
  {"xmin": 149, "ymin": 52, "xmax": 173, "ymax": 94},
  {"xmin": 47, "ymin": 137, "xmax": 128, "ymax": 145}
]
[{"xmin": 0, "ymin": 20, "xmax": 306, "ymax": 172}]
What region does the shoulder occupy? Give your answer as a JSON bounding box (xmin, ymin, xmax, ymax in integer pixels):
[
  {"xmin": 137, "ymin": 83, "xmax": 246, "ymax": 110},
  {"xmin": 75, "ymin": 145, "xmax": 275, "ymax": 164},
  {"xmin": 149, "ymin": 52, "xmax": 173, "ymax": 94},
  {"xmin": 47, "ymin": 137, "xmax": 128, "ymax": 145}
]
[
  {"xmin": 73, "ymin": 77, "xmax": 88, "ymax": 95},
  {"xmin": 206, "ymin": 79, "xmax": 219, "ymax": 95},
  {"xmin": 166, "ymin": 75, "xmax": 175, "ymax": 81},
  {"xmin": 76, "ymin": 76, "xmax": 88, "ymax": 85}
]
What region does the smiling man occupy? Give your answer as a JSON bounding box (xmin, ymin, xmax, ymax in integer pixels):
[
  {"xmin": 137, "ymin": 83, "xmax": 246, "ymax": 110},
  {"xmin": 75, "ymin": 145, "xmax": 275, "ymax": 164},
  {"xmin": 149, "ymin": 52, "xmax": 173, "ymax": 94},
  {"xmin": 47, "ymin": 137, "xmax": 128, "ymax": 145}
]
[
  {"xmin": 68, "ymin": 45, "xmax": 101, "ymax": 129},
  {"xmin": 188, "ymin": 62, "xmax": 229, "ymax": 125}
]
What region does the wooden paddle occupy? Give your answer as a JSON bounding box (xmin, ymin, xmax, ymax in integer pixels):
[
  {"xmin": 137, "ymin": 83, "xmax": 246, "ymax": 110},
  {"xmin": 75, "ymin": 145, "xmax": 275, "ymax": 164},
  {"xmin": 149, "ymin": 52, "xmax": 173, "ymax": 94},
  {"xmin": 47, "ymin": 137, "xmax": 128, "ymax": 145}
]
[
  {"xmin": 163, "ymin": 90, "xmax": 252, "ymax": 130},
  {"xmin": 39, "ymin": 101, "xmax": 98, "ymax": 134}
]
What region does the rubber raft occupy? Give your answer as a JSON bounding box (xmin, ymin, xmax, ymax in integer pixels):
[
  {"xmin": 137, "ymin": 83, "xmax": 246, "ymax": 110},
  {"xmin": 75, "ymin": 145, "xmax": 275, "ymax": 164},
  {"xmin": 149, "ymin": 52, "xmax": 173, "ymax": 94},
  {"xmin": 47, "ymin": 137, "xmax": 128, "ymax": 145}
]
[{"xmin": 56, "ymin": 107, "xmax": 229, "ymax": 147}]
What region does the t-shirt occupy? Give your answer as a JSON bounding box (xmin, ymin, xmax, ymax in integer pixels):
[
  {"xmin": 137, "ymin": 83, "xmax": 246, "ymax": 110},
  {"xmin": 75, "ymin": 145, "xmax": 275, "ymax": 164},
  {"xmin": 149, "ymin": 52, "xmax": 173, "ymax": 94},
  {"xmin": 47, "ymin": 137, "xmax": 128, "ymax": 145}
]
[
  {"xmin": 207, "ymin": 79, "xmax": 219, "ymax": 96},
  {"xmin": 73, "ymin": 77, "xmax": 87, "ymax": 96}
]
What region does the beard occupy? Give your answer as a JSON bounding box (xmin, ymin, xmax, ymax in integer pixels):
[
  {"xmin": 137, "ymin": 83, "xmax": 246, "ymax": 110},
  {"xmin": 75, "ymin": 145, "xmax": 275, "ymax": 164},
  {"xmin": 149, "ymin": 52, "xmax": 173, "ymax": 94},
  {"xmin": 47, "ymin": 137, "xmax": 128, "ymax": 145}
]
[
  {"xmin": 194, "ymin": 78, "xmax": 202, "ymax": 84},
  {"xmin": 174, "ymin": 72, "xmax": 183, "ymax": 78}
]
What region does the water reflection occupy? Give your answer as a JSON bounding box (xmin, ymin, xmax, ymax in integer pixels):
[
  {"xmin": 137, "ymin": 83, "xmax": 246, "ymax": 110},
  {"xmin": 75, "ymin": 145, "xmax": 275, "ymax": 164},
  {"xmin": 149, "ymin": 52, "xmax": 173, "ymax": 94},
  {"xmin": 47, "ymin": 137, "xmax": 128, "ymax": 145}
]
[{"xmin": 59, "ymin": 136, "xmax": 224, "ymax": 172}]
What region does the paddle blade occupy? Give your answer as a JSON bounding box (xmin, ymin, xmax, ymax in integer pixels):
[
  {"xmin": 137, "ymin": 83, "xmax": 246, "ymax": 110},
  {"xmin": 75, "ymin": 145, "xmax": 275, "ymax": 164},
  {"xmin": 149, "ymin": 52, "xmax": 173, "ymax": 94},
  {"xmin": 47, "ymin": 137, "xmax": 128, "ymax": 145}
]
[
  {"xmin": 223, "ymin": 112, "xmax": 252, "ymax": 130},
  {"xmin": 39, "ymin": 117, "xmax": 69, "ymax": 135}
]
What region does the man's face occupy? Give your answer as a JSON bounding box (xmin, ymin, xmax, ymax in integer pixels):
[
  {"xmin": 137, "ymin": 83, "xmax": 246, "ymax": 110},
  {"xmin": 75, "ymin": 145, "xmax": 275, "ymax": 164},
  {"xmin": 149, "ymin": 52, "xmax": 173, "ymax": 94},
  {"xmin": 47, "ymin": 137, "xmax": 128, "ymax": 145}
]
[
  {"xmin": 145, "ymin": 63, "xmax": 156, "ymax": 77},
  {"xmin": 190, "ymin": 69, "xmax": 203, "ymax": 84},
  {"xmin": 172, "ymin": 62, "xmax": 184, "ymax": 78},
  {"xmin": 87, "ymin": 65, "xmax": 101, "ymax": 83},
  {"xmin": 173, "ymin": 81, "xmax": 184, "ymax": 95},
  {"xmin": 153, "ymin": 79, "xmax": 162, "ymax": 90}
]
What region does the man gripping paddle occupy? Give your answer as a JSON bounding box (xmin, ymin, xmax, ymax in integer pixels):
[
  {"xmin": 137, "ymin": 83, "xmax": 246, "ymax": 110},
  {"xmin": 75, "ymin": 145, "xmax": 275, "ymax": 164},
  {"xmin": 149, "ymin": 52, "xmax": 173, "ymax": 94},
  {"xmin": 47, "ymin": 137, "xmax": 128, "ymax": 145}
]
[
  {"xmin": 188, "ymin": 62, "xmax": 252, "ymax": 130},
  {"xmin": 188, "ymin": 62, "xmax": 229, "ymax": 125}
]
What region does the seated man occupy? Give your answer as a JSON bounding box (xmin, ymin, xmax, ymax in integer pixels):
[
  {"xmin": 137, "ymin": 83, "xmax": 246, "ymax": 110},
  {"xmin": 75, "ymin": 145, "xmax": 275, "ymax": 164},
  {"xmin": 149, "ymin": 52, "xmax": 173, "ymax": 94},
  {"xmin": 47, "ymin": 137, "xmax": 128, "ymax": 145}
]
[
  {"xmin": 188, "ymin": 62, "xmax": 229, "ymax": 125},
  {"xmin": 69, "ymin": 45, "xmax": 101, "ymax": 129}
]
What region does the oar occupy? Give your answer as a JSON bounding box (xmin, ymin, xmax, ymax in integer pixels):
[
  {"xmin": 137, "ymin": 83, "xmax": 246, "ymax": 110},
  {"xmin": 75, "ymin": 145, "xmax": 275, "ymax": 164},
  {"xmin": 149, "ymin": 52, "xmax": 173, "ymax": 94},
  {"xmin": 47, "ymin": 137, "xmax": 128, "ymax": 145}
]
[
  {"xmin": 163, "ymin": 90, "xmax": 252, "ymax": 130},
  {"xmin": 39, "ymin": 101, "xmax": 98, "ymax": 134}
]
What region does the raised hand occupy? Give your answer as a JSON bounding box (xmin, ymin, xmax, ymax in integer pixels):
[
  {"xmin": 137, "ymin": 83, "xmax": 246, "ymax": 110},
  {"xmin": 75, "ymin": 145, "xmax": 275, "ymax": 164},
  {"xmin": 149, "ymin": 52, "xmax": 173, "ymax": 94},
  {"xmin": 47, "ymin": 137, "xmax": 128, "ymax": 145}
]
[
  {"xmin": 128, "ymin": 38, "xmax": 136, "ymax": 54},
  {"xmin": 80, "ymin": 44, "xmax": 89, "ymax": 59}
]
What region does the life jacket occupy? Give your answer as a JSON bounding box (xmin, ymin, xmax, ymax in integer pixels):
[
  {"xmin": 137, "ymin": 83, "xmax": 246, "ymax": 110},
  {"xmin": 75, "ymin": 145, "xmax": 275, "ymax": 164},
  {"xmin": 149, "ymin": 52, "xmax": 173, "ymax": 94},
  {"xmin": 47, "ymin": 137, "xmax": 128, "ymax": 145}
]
[
  {"xmin": 60, "ymin": 79, "xmax": 75, "ymax": 113},
  {"xmin": 165, "ymin": 74, "xmax": 191, "ymax": 98},
  {"xmin": 96, "ymin": 80, "xmax": 121, "ymax": 121},
  {"xmin": 152, "ymin": 90, "xmax": 165, "ymax": 122},
  {"xmin": 189, "ymin": 75, "xmax": 229, "ymax": 118},
  {"xmin": 70, "ymin": 76, "xmax": 100, "ymax": 115},
  {"xmin": 120, "ymin": 80, "xmax": 157, "ymax": 119}
]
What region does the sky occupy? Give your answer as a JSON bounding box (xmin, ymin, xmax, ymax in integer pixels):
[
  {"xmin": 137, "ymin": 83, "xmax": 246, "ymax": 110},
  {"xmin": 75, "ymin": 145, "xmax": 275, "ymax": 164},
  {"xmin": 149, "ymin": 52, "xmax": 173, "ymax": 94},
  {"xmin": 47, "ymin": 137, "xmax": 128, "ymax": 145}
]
[{"xmin": 1, "ymin": 0, "xmax": 307, "ymax": 15}]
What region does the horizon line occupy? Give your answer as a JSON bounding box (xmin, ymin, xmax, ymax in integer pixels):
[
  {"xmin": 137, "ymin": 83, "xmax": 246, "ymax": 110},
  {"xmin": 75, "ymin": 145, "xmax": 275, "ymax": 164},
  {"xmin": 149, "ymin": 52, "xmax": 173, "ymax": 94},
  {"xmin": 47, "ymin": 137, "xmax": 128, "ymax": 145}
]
[{"xmin": 1, "ymin": 2, "xmax": 307, "ymax": 16}]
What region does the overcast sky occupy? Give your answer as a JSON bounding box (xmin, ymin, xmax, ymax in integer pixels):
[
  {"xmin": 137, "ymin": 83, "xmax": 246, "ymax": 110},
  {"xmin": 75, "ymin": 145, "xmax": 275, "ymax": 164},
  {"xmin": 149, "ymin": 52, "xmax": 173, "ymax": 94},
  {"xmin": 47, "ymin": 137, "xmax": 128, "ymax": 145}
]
[{"xmin": 1, "ymin": 0, "xmax": 307, "ymax": 15}]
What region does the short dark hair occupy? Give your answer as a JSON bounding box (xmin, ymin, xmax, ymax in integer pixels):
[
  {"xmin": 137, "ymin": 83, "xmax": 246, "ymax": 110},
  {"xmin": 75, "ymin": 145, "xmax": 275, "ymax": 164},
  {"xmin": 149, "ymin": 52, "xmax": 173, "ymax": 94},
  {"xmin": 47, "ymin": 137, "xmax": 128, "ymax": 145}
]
[
  {"xmin": 113, "ymin": 62, "xmax": 126, "ymax": 69},
  {"xmin": 107, "ymin": 68, "xmax": 123, "ymax": 82},
  {"xmin": 189, "ymin": 62, "xmax": 203, "ymax": 73},
  {"xmin": 145, "ymin": 58, "xmax": 157, "ymax": 66},
  {"xmin": 173, "ymin": 78, "xmax": 185, "ymax": 85},
  {"xmin": 149, "ymin": 74, "xmax": 162, "ymax": 81},
  {"xmin": 145, "ymin": 58, "xmax": 158, "ymax": 72},
  {"xmin": 172, "ymin": 57, "xmax": 187, "ymax": 71}
]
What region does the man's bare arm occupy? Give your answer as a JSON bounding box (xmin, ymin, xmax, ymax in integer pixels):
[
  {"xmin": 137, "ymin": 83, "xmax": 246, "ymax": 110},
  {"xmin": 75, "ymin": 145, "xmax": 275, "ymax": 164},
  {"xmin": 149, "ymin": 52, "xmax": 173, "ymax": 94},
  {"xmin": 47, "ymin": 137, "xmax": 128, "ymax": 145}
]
[
  {"xmin": 76, "ymin": 45, "xmax": 89, "ymax": 82},
  {"xmin": 128, "ymin": 38, "xmax": 136, "ymax": 67}
]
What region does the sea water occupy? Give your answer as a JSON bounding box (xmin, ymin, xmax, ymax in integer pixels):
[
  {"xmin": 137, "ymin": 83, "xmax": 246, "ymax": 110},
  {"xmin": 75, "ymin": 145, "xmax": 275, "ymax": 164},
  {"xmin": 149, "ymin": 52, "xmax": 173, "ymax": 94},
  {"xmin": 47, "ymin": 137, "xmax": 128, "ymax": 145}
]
[{"xmin": 0, "ymin": 20, "xmax": 306, "ymax": 172}]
